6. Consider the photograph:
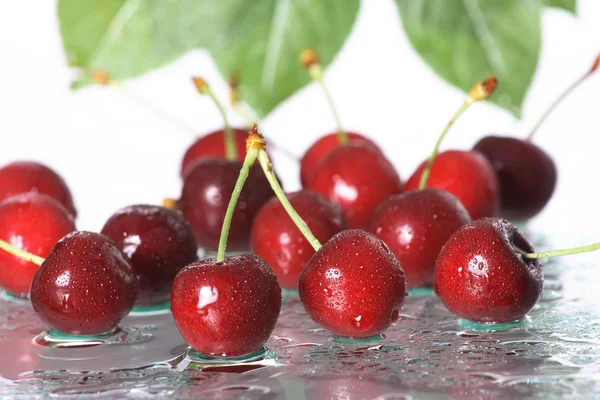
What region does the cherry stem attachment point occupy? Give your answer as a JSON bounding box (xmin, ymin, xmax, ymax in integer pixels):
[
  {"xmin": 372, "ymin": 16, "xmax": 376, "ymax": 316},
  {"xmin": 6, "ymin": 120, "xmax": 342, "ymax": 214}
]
[
  {"xmin": 524, "ymin": 241, "xmax": 600, "ymax": 260},
  {"xmin": 419, "ymin": 76, "xmax": 498, "ymax": 190},
  {"xmin": 216, "ymin": 148, "xmax": 259, "ymax": 263},
  {"xmin": 527, "ymin": 51, "xmax": 600, "ymax": 141},
  {"xmin": 0, "ymin": 239, "xmax": 44, "ymax": 266},
  {"xmin": 301, "ymin": 49, "xmax": 347, "ymax": 145},
  {"xmin": 192, "ymin": 77, "xmax": 237, "ymax": 161}
]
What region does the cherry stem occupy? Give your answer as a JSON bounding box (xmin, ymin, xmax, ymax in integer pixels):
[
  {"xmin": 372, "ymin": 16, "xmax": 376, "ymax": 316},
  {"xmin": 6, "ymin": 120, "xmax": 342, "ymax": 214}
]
[
  {"xmin": 307, "ymin": 64, "xmax": 347, "ymax": 145},
  {"xmin": 418, "ymin": 77, "xmax": 498, "ymax": 190},
  {"xmin": 256, "ymin": 150, "xmax": 322, "ymax": 252},
  {"xmin": 0, "ymin": 239, "xmax": 44, "ymax": 266},
  {"xmin": 202, "ymin": 86, "xmax": 238, "ymax": 161},
  {"xmin": 524, "ymin": 241, "xmax": 600, "ymax": 259},
  {"xmin": 216, "ymin": 148, "xmax": 259, "ymax": 262}
]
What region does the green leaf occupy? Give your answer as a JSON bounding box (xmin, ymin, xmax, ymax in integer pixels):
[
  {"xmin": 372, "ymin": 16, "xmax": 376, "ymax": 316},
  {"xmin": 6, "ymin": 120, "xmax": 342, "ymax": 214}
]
[
  {"xmin": 543, "ymin": 0, "xmax": 577, "ymax": 14},
  {"xmin": 58, "ymin": 0, "xmax": 360, "ymax": 117},
  {"xmin": 396, "ymin": 0, "xmax": 542, "ymax": 117}
]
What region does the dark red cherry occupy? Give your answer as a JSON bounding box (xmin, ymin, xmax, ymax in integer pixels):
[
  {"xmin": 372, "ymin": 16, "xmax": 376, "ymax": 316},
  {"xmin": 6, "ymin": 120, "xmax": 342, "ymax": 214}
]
[
  {"xmin": 434, "ymin": 218, "xmax": 543, "ymax": 323},
  {"xmin": 473, "ymin": 136, "xmax": 557, "ymax": 221},
  {"xmin": 369, "ymin": 189, "xmax": 471, "ymax": 288},
  {"xmin": 250, "ymin": 190, "xmax": 345, "ymax": 289},
  {"xmin": 307, "ymin": 143, "xmax": 403, "ymax": 229},
  {"xmin": 180, "ymin": 128, "xmax": 248, "ymax": 177},
  {"xmin": 101, "ymin": 205, "xmax": 198, "ymax": 306},
  {"xmin": 0, "ymin": 193, "xmax": 76, "ymax": 297},
  {"xmin": 180, "ymin": 159, "xmax": 273, "ymax": 252},
  {"xmin": 300, "ymin": 132, "xmax": 379, "ymax": 187},
  {"xmin": 0, "ymin": 161, "xmax": 77, "ymax": 217},
  {"xmin": 298, "ymin": 229, "xmax": 406, "ymax": 338},
  {"xmin": 171, "ymin": 254, "xmax": 282, "ymax": 357},
  {"xmin": 30, "ymin": 231, "xmax": 137, "ymax": 335},
  {"xmin": 405, "ymin": 150, "xmax": 500, "ymax": 220}
]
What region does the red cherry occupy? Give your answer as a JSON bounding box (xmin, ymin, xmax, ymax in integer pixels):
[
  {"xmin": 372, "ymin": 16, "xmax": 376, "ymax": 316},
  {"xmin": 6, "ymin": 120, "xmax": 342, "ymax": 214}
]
[
  {"xmin": 0, "ymin": 193, "xmax": 76, "ymax": 297},
  {"xmin": 369, "ymin": 189, "xmax": 471, "ymax": 288},
  {"xmin": 300, "ymin": 132, "xmax": 378, "ymax": 187},
  {"xmin": 298, "ymin": 229, "xmax": 407, "ymax": 338},
  {"xmin": 101, "ymin": 205, "xmax": 198, "ymax": 306},
  {"xmin": 473, "ymin": 136, "xmax": 557, "ymax": 221},
  {"xmin": 307, "ymin": 143, "xmax": 403, "ymax": 229},
  {"xmin": 171, "ymin": 254, "xmax": 281, "ymax": 357},
  {"xmin": 180, "ymin": 128, "xmax": 248, "ymax": 177},
  {"xmin": 30, "ymin": 231, "xmax": 137, "ymax": 335},
  {"xmin": 180, "ymin": 159, "xmax": 273, "ymax": 252},
  {"xmin": 434, "ymin": 218, "xmax": 542, "ymax": 323},
  {"xmin": 0, "ymin": 161, "xmax": 77, "ymax": 217},
  {"xmin": 250, "ymin": 190, "xmax": 345, "ymax": 289},
  {"xmin": 405, "ymin": 150, "xmax": 500, "ymax": 220}
]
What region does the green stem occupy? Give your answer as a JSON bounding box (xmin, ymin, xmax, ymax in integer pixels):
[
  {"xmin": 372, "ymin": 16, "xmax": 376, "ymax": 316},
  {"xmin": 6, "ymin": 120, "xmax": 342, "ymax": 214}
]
[
  {"xmin": 0, "ymin": 239, "xmax": 44, "ymax": 266},
  {"xmin": 309, "ymin": 65, "xmax": 347, "ymax": 145},
  {"xmin": 524, "ymin": 241, "xmax": 600, "ymax": 260},
  {"xmin": 418, "ymin": 98, "xmax": 473, "ymax": 190},
  {"xmin": 205, "ymin": 88, "xmax": 237, "ymax": 161},
  {"xmin": 527, "ymin": 73, "xmax": 588, "ymax": 141},
  {"xmin": 257, "ymin": 150, "xmax": 322, "ymax": 251},
  {"xmin": 216, "ymin": 149, "xmax": 258, "ymax": 262}
]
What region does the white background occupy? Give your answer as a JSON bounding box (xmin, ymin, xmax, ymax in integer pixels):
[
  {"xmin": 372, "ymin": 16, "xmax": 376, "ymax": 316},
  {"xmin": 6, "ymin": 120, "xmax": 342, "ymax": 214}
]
[{"xmin": 0, "ymin": 0, "xmax": 599, "ymax": 260}]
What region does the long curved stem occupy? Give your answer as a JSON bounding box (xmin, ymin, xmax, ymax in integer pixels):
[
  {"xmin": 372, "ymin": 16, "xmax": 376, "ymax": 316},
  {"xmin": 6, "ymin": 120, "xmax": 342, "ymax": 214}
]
[
  {"xmin": 526, "ymin": 74, "xmax": 588, "ymax": 141},
  {"xmin": 524, "ymin": 241, "xmax": 600, "ymax": 260},
  {"xmin": 204, "ymin": 87, "xmax": 237, "ymax": 161},
  {"xmin": 0, "ymin": 239, "xmax": 44, "ymax": 266},
  {"xmin": 216, "ymin": 148, "xmax": 258, "ymax": 262},
  {"xmin": 308, "ymin": 65, "xmax": 347, "ymax": 145},
  {"xmin": 418, "ymin": 99, "xmax": 473, "ymax": 189},
  {"xmin": 257, "ymin": 150, "xmax": 322, "ymax": 251}
]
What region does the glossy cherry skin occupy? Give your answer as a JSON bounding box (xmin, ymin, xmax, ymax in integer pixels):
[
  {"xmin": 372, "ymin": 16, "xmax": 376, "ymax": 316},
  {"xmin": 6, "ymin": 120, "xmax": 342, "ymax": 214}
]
[
  {"xmin": 0, "ymin": 161, "xmax": 77, "ymax": 216},
  {"xmin": 405, "ymin": 150, "xmax": 500, "ymax": 221},
  {"xmin": 434, "ymin": 218, "xmax": 543, "ymax": 323},
  {"xmin": 0, "ymin": 193, "xmax": 76, "ymax": 297},
  {"xmin": 180, "ymin": 128, "xmax": 248, "ymax": 178},
  {"xmin": 171, "ymin": 254, "xmax": 282, "ymax": 357},
  {"xmin": 300, "ymin": 132, "xmax": 379, "ymax": 187},
  {"xmin": 30, "ymin": 231, "xmax": 137, "ymax": 335},
  {"xmin": 298, "ymin": 229, "xmax": 407, "ymax": 338},
  {"xmin": 180, "ymin": 159, "xmax": 273, "ymax": 252},
  {"xmin": 101, "ymin": 205, "xmax": 198, "ymax": 306},
  {"xmin": 307, "ymin": 143, "xmax": 403, "ymax": 229},
  {"xmin": 473, "ymin": 136, "xmax": 557, "ymax": 221},
  {"xmin": 250, "ymin": 190, "xmax": 346, "ymax": 289},
  {"xmin": 369, "ymin": 189, "xmax": 471, "ymax": 288}
]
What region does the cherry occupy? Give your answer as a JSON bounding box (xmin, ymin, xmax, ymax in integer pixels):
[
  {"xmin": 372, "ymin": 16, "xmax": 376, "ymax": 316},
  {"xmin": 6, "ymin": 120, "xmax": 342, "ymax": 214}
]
[
  {"xmin": 0, "ymin": 193, "xmax": 76, "ymax": 297},
  {"xmin": 404, "ymin": 77, "xmax": 500, "ymax": 221},
  {"xmin": 180, "ymin": 128, "xmax": 248, "ymax": 177},
  {"xmin": 434, "ymin": 218, "xmax": 542, "ymax": 323},
  {"xmin": 0, "ymin": 161, "xmax": 77, "ymax": 217},
  {"xmin": 180, "ymin": 158, "xmax": 272, "ymax": 252},
  {"xmin": 101, "ymin": 204, "xmax": 198, "ymax": 306},
  {"xmin": 29, "ymin": 231, "xmax": 137, "ymax": 335},
  {"xmin": 369, "ymin": 188, "xmax": 470, "ymax": 288},
  {"xmin": 250, "ymin": 189, "xmax": 345, "ymax": 289},
  {"xmin": 301, "ymin": 132, "xmax": 378, "ymax": 187},
  {"xmin": 171, "ymin": 254, "xmax": 281, "ymax": 357},
  {"xmin": 308, "ymin": 143, "xmax": 403, "ymax": 229},
  {"xmin": 298, "ymin": 229, "xmax": 407, "ymax": 338},
  {"xmin": 472, "ymin": 52, "xmax": 599, "ymax": 221},
  {"xmin": 298, "ymin": 48, "xmax": 380, "ymax": 187}
]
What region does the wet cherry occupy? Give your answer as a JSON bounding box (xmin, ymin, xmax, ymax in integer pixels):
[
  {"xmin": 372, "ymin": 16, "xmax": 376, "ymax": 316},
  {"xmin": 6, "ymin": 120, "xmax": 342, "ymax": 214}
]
[
  {"xmin": 370, "ymin": 189, "xmax": 470, "ymax": 288},
  {"xmin": 171, "ymin": 254, "xmax": 281, "ymax": 357},
  {"xmin": 0, "ymin": 161, "xmax": 77, "ymax": 217},
  {"xmin": 101, "ymin": 205, "xmax": 198, "ymax": 306},
  {"xmin": 30, "ymin": 231, "xmax": 137, "ymax": 335},
  {"xmin": 299, "ymin": 229, "xmax": 407, "ymax": 338},
  {"xmin": 0, "ymin": 193, "xmax": 76, "ymax": 297},
  {"xmin": 251, "ymin": 189, "xmax": 345, "ymax": 289}
]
